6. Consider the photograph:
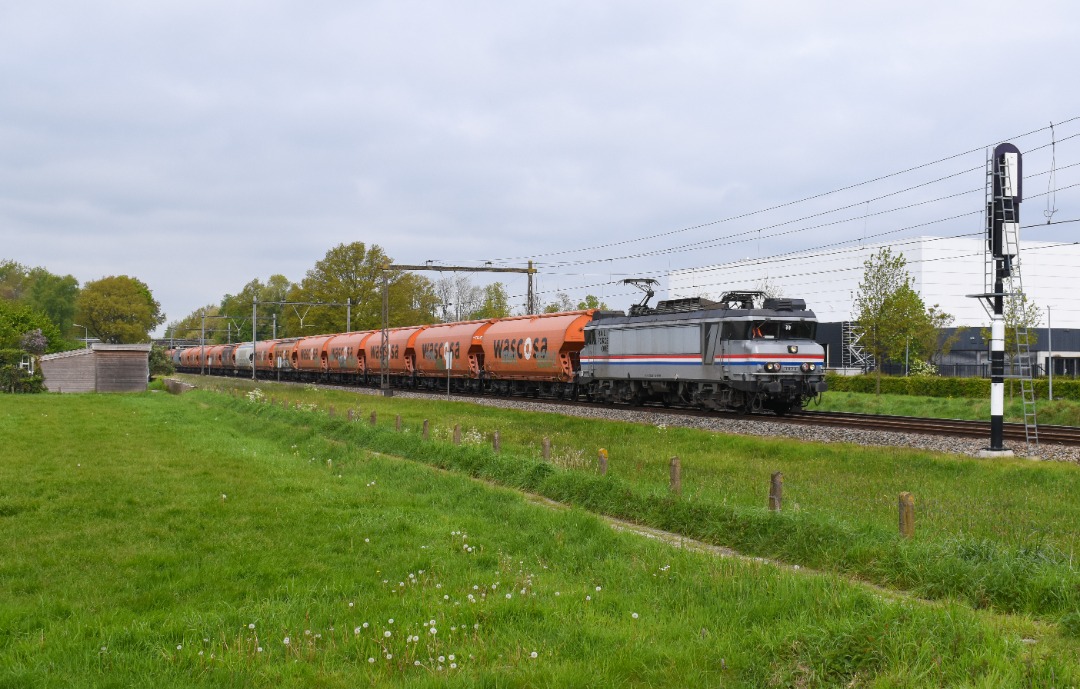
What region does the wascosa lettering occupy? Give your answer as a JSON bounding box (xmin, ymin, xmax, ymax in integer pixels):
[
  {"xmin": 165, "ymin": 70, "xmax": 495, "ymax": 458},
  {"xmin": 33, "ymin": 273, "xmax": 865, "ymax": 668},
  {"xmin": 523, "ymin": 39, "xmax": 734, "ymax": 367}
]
[
  {"xmin": 369, "ymin": 344, "xmax": 400, "ymax": 360},
  {"xmin": 492, "ymin": 337, "xmax": 548, "ymax": 362},
  {"xmin": 420, "ymin": 341, "xmax": 461, "ymax": 362}
]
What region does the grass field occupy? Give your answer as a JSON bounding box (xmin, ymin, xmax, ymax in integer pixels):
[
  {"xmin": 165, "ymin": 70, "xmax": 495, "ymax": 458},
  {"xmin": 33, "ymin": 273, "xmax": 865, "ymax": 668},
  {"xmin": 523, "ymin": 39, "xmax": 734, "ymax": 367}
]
[{"xmin": 2, "ymin": 388, "xmax": 1079, "ymax": 687}]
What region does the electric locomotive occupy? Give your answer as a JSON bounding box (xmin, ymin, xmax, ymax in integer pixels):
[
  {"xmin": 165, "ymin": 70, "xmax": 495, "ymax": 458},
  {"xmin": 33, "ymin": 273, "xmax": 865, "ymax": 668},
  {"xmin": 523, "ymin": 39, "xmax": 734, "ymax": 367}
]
[{"xmin": 578, "ymin": 288, "xmax": 826, "ymax": 415}]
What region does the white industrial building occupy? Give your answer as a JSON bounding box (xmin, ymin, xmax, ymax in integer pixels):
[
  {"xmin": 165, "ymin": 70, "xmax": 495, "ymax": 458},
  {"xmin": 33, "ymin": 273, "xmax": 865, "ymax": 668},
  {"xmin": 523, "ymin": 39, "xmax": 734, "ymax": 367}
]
[{"xmin": 668, "ymin": 236, "xmax": 1079, "ymax": 375}]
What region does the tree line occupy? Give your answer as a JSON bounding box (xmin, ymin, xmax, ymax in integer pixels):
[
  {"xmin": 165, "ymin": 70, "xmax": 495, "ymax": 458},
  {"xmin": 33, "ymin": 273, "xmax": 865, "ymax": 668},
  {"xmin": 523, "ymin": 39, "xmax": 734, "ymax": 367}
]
[
  {"xmin": 166, "ymin": 242, "xmax": 610, "ymax": 344},
  {"xmin": 0, "ymin": 260, "xmax": 164, "ymax": 352}
]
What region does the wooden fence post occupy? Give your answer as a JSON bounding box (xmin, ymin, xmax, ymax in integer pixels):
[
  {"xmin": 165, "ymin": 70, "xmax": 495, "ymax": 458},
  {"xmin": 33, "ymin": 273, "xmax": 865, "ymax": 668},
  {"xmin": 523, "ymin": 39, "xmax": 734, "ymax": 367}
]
[
  {"xmin": 769, "ymin": 472, "xmax": 783, "ymax": 511},
  {"xmin": 598, "ymin": 448, "xmax": 608, "ymax": 475},
  {"xmin": 899, "ymin": 492, "xmax": 915, "ymax": 539},
  {"xmin": 493, "ymin": 431, "xmax": 501, "ymax": 453},
  {"xmin": 453, "ymin": 424, "xmax": 461, "ymax": 445},
  {"xmin": 670, "ymin": 456, "xmax": 682, "ymax": 495},
  {"xmin": 542, "ymin": 437, "xmax": 551, "ymax": 461},
  {"xmin": 423, "ymin": 419, "xmax": 429, "ymax": 440},
  {"xmin": 395, "ymin": 414, "xmax": 402, "ymax": 432},
  {"xmin": 370, "ymin": 410, "xmax": 377, "ymax": 426}
]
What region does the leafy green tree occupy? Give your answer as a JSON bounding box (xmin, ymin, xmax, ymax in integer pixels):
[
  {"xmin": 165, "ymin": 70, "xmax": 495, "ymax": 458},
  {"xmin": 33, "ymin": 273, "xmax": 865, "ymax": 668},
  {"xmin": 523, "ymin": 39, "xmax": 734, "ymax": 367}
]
[
  {"xmin": 576, "ymin": 295, "xmax": 609, "ymax": 310},
  {"xmin": 75, "ymin": 276, "xmax": 165, "ymax": 343},
  {"xmin": 0, "ymin": 299, "xmax": 68, "ymax": 353},
  {"xmin": 914, "ymin": 304, "xmax": 964, "ymax": 370},
  {"xmin": 853, "ymin": 247, "xmax": 931, "ymax": 393},
  {"xmin": 473, "ymin": 282, "xmax": 511, "ymax": 319},
  {"xmin": 149, "ymin": 344, "xmax": 175, "ymax": 376},
  {"xmin": 0, "ymin": 261, "xmax": 80, "ymax": 335},
  {"xmin": 543, "ymin": 293, "xmax": 575, "ymax": 314},
  {"xmin": 218, "ymin": 275, "xmax": 293, "ymax": 341},
  {"xmin": 979, "ymin": 285, "xmax": 1042, "ymax": 374},
  {"xmin": 25, "ymin": 268, "xmax": 80, "ymax": 334},
  {"xmin": 284, "ymin": 242, "xmax": 436, "ymax": 334},
  {"xmin": 0, "ymin": 260, "xmax": 31, "ymax": 302},
  {"xmin": 164, "ymin": 304, "xmax": 221, "ymax": 343}
]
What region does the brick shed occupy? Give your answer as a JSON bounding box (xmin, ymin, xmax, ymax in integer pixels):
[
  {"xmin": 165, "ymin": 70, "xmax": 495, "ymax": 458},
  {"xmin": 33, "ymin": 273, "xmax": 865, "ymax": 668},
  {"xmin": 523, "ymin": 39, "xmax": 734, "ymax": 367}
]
[{"xmin": 40, "ymin": 344, "xmax": 152, "ymax": 393}]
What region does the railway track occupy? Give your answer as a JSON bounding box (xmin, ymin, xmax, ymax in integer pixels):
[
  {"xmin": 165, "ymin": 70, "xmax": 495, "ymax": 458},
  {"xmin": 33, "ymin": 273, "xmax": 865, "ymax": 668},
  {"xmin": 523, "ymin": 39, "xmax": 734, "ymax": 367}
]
[
  {"xmin": 190, "ymin": 373, "xmax": 1080, "ymax": 448},
  {"xmin": 783, "ymin": 410, "xmax": 1079, "ymax": 447}
]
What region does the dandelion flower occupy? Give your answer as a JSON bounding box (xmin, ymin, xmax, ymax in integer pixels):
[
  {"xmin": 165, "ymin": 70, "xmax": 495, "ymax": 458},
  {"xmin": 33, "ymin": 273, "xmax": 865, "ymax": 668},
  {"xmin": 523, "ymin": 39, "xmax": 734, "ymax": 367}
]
[
  {"xmin": 449, "ymin": 654, "xmax": 455, "ymax": 661},
  {"xmin": 384, "ymin": 631, "xmax": 392, "ymax": 638},
  {"xmin": 248, "ymin": 623, "xmax": 255, "ymax": 630},
  {"xmin": 283, "ymin": 637, "xmax": 290, "ymax": 645},
  {"xmin": 439, "ymin": 655, "xmax": 445, "ymax": 663},
  {"xmin": 530, "ymin": 651, "xmax": 538, "ymax": 659},
  {"xmin": 414, "ymin": 660, "xmax": 422, "ymax": 666},
  {"xmin": 505, "ymin": 593, "xmax": 512, "ymax": 599},
  {"xmin": 596, "ymin": 586, "xmax": 602, "ymax": 592},
  {"xmin": 451, "ymin": 662, "xmax": 457, "ymax": 669},
  {"xmin": 586, "ymin": 595, "xmax": 591, "ymax": 601},
  {"xmin": 386, "ymin": 653, "xmax": 393, "ymax": 660},
  {"xmin": 354, "ymin": 627, "xmax": 361, "ymax": 635},
  {"xmin": 555, "ymin": 591, "xmax": 560, "ymax": 596},
  {"xmin": 349, "ymin": 602, "xmax": 354, "ymax": 608},
  {"xmin": 632, "ymin": 612, "xmax": 639, "ymax": 619},
  {"xmin": 368, "ymin": 657, "xmax": 375, "ymax": 663},
  {"xmin": 430, "ymin": 627, "xmax": 438, "ymax": 635},
  {"xmin": 257, "ymin": 647, "xmax": 263, "ymax": 652},
  {"xmin": 388, "ymin": 618, "xmax": 394, "ymax": 624},
  {"xmin": 363, "ymin": 622, "xmax": 369, "ymax": 629},
  {"xmin": 177, "ymin": 644, "xmax": 182, "ymax": 651}
]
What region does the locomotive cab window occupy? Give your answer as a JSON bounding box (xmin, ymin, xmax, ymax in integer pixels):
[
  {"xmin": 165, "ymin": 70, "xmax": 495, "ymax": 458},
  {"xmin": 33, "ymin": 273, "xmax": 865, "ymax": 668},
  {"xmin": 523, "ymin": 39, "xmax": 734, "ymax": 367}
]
[
  {"xmin": 748, "ymin": 320, "xmax": 816, "ymax": 340},
  {"xmin": 722, "ymin": 321, "xmax": 816, "ymax": 340}
]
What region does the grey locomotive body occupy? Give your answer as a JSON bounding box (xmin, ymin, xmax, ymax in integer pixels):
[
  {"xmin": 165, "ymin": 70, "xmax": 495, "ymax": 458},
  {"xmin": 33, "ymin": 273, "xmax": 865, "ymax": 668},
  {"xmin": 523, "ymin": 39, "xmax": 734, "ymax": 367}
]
[{"xmin": 578, "ymin": 292, "xmax": 827, "ymax": 415}]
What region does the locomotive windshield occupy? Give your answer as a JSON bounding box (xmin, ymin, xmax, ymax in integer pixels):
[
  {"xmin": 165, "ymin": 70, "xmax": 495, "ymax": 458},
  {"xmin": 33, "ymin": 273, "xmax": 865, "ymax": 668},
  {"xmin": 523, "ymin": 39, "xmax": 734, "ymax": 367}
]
[{"xmin": 722, "ymin": 320, "xmax": 816, "ymax": 340}]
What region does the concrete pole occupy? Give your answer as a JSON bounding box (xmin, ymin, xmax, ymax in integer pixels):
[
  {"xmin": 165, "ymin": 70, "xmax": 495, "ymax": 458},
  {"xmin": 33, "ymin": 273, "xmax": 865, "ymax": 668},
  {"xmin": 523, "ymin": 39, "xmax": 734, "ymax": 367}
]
[
  {"xmin": 1048, "ymin": 305, "xmax": 1053, "ymax": 401},
  {"xmin": 252, "ymin": 299, "xmax": 257, "ymax": 381}
]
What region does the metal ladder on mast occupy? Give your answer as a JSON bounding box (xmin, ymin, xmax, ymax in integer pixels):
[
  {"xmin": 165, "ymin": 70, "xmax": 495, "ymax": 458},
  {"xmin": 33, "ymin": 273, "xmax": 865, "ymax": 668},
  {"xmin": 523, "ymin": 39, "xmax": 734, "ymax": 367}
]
[
  {"xmin": 993, "ymin": 153, "xmax": 1039, "ymax": 449},
  {"xmin": 842, "ymin": 321, "xmax": 875, "ymax": 372}
]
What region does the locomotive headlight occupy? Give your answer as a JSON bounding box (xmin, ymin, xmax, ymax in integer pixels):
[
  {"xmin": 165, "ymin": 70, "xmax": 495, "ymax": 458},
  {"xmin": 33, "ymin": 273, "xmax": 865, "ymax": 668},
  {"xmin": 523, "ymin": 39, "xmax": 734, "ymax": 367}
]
[
  {"xmin": 763, "ymin": 362, "xmax": 781, "ymax": 373},
  {"xmin": 800, "ymin": 362, "xmax": 816, "ymax": 372}
]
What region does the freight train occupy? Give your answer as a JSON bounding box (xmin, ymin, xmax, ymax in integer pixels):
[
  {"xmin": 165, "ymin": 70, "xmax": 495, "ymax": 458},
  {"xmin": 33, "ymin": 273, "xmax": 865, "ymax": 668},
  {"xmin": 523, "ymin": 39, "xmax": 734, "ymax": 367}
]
[{"xmin": 170, "ymin": 289, "xmax": 826, "ymax": 415}]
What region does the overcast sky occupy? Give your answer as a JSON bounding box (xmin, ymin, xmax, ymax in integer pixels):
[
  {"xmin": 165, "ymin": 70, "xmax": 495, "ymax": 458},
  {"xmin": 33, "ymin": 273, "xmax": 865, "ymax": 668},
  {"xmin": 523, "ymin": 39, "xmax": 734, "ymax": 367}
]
[{"xmin": 4, "ymin": 1, "xmax": 1080, "ymax": 334}]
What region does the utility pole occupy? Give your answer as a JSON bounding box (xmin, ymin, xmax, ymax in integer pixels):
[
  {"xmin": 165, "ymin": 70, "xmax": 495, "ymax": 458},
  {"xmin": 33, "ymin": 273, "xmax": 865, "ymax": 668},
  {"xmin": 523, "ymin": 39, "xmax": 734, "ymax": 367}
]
[
  {"xmin": 1048, "ymin": 305, "xmax": 1053, "ymax": 401},
  {"xmin": 252, "ymin": 299, "xmax": 258, "ymax": 382},
  {"xmin": 381, "ymin": 268, "xmax": 391, "ymax": 396}
]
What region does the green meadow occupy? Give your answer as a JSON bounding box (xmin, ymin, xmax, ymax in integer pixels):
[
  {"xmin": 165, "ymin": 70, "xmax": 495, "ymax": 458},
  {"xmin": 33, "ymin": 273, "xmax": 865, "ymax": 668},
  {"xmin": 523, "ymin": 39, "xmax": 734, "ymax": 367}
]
[{"xmin": 1, "ymin": 386, "xmax": 1078, "ymax": 687}]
